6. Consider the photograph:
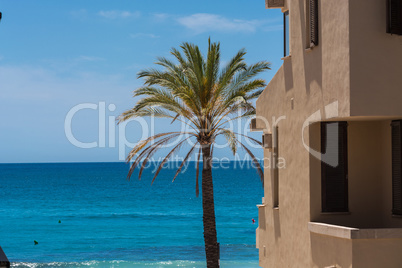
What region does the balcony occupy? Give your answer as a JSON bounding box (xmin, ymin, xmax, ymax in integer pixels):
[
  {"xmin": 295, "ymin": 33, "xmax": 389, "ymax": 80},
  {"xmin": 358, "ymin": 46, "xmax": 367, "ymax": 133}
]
[{"xmin": 309, "ymin": 222, "xmax": 402, "ymax": 267}]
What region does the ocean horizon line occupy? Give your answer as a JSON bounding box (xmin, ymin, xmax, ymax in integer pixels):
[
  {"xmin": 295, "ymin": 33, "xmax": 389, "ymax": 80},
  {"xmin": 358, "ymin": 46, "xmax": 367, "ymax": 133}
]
[{"xmin": 0, "ymin": 159, "xmax": 262, "ymax": 165}]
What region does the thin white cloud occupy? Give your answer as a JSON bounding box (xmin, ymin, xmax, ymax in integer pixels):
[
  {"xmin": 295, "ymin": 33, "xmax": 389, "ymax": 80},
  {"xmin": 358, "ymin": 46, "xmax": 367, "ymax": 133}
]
[
  {"xmin": 98, "ymin": 10, "xmax": 140, "ymax": 19},
  {"xmin": 176, "ymin": 13, "xmax": 264, "ymax": 34},
  {"xmin": 130, "ymin": 33, "xmax": 159, "ymax": 39},
  {"xmin": 74, "ymin": 55, "xmax": 105, "ymax": 62},
  {"xmin": 70, "ymin": 9, "xmax": 88, "ymax": 20},
  {"xmin": 152, "ymin": 13, "xmax": 170, "ymax": 21},
  {"xmin": 0, "ymin": 65, "xmax": 136, "ymax": 102}
]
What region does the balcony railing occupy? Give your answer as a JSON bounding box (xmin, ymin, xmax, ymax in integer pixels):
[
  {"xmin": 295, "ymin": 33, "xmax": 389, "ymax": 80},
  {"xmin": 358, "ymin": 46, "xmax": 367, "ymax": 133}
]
[{"xmin": 309, "ymin": 222, "xmax": 402, "ymax": 267}]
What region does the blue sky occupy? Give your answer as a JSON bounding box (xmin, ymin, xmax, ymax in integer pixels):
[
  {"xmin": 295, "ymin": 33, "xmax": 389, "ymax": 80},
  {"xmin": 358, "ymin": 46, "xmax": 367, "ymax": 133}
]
[{"xmin": 0, "ymin": 1, "xmax": 283, "ymax": 163}]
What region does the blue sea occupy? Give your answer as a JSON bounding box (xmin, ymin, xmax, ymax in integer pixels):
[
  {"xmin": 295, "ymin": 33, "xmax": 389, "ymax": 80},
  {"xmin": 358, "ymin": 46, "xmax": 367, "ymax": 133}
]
[{"xmin": 0, "ymin": 162, "xmax": 263, "ymax": 267}]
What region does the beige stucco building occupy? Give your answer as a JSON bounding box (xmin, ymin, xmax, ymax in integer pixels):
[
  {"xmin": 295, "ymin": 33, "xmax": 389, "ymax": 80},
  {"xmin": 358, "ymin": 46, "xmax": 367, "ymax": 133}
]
[{"xmin": 255, "ymin": 0, "xmax": 402, "ymax": 267}]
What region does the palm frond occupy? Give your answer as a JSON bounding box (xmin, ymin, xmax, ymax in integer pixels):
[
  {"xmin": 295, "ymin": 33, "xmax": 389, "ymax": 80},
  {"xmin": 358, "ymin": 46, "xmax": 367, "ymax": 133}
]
[
  {"xmin": 224, "ymin": 79, "xmax": 266, "ymax": 102},
  {"xmin": 138, "ymin": 134, "xmax": 185, "ymax": 180},
  {"xmin": 245, "ymin": 89, "xmax": 264, "ymax": 101},
  {"xmin": 126, "ymin": 132, "xmax": 184, "ymax": 162},
  {"xmin": 172, "ymin": 143, "xmax": 198, "ymax": 182},
  {"xmin": 204, "ymin": 39, "xmax": 220, "ymax": 106},
  {"xmin": 181, "ymin": 42, "xmax": 204, "ymax": 97},
  {"xmin": 217, "ymin": 48, "xmax": 247, "ymax": 91},
  {"xmin": 126, "ymin": 133, "xmax": 184, "ymax": 180},
  {"xmin": 151, "ymin": 137, "xmax": 191, "ymax": 185},
  {"xmin": 138, "ymin": 65, "xmax": 202, "ymax": 115},
  {"xmin": 170, "ymin": 47, "xmax": 188, "ymax": 67},
  {"xmin": 218, "ymin": 129, "xmax": 238, "ymax": 155},
  {"xmin": 224, "ymin": 131, "xmax": 262, "ymax": 146},
  {"xmin": 212, "ymin": 105, "xmax": 256, "ymax": 131}
]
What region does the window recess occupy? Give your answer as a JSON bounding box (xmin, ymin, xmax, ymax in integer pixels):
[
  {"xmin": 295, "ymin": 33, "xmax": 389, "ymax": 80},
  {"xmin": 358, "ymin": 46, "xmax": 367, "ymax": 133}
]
[
  {"xmin": 284, "ymin": 11, "xmax": 290, "ymax": 57},
  {"xmin": 392, "ymin": 120, "xmax": 402, "ymax": 216},
  {"xmin": 321, "ymin": 122, "xmax": 348, "ymax": 213},
  {"xmin": 387, "ymin": 0, "xmax": 402, "ymax": 35},
  {"xmin": 309, "ymin": 0, "xmax": 319, "ymax": 46}
]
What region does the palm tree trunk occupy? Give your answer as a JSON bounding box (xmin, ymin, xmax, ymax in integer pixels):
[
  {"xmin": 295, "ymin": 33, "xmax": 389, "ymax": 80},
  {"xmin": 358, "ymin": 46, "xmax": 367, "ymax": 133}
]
[{"xmin": 201, "ymin": 144, "xmax": 219, "ymax": 268}]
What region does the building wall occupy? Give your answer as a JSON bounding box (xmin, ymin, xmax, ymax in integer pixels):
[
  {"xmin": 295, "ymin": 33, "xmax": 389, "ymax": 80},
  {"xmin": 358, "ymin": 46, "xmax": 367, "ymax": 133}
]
[
  {"xmin": 349, "ymin": 0, "xmax": 402, "ymax": 116},
  {"xmin": 352, "ymin": 239, "xmax": 402, "ymax": 268},
  {"xmin": 257, "ymin": 0, "xmax": 402, "ymax": 267},
  {"xmin": 310, "ymin": 233, "xmax": 353, "ymax": 268},
  {"xmin": 257, "ymin": 112, "xmax": 313, "ymax": 267},
  {"xmin": 256, "ymin": 0, "xmax": 352, "ymax": 266},
  {"xmin": 256, "ymin": 0, "xmax": 351, "ymax": 129},
  {"xmin": 310, "ymin": 233, "xmax": 402, "ymax": 268}
]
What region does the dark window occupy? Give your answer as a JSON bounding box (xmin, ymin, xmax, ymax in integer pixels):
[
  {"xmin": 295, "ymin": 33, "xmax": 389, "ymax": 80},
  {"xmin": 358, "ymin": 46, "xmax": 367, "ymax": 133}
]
[
  {"xmin": 284, "ymin": 11, "xmax": 290, "ymax": 57},
  {"xmin": 391, "ymin": 120, "xmax": 402, "ymax": 215},
  {"xmin": 387, "ymin": 0, "xmax": 402, "ymax": 35},
  {"xmin": 309, "ymin": 0, "xmax": 319, "ymax": 46},
  {"xmin": 321, "ymin": 122, "xmax": 348, "ymax": 213}
]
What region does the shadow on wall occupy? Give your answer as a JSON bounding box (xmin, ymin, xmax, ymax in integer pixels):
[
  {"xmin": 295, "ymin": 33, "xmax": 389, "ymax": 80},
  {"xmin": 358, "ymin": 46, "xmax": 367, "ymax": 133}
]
[
  {"xmin": 283, "ymin": 59, "xmax": 294, "ymax": 92},
  {"xmin": 310, "ymin": 233, "xmax": 352, "ymax": 268},
  {"xmin": 273, "ymin": 209, "xmax": 281, "ymax": 241},
  {"xmin": 259, "ymin": 206, "xmax": 266, "ymax": 231},
  {"xmin": 281, "ymin": 0, "xmax": 323, "ymax": 95},
  {"xmin": 299, "ymin": 0, "xmax": 323, "ymax": 96}
]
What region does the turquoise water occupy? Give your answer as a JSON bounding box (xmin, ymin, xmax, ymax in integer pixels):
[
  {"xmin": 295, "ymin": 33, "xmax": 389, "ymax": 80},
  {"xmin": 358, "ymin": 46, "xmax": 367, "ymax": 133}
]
[{"xmin": 0, "ymin": 162, "xmax": 263, "ymax": 267}]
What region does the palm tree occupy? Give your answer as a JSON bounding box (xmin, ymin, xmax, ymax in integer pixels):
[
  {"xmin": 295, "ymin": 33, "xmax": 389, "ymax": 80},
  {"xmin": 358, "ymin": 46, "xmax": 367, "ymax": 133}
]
[{"xmin": 119, "ymin": 39, "xmax": 270, "ymax": 268}]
